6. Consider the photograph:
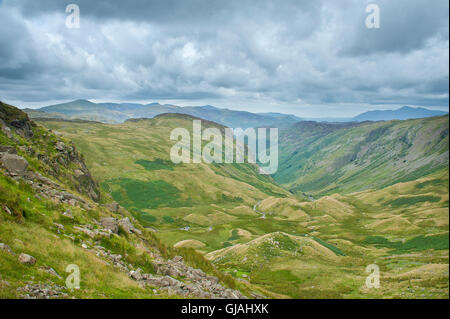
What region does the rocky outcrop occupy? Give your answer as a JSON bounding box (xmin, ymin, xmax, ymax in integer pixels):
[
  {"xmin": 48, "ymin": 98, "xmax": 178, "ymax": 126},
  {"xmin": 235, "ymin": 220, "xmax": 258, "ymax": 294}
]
[
  {"xmin": 17, "ymin": 282, "xmax": 68, "ymax": 299},
  {"xmin": 89, "ymin": 241, "xmax": 245, "ymax": 299},
  {"xmin": 1, "ymin": 101, "xmax": 100, "ymax": 202},
  {"xmin": 142, "ymin": 255, "xmax": 245, "ymax": 299},
  {"xmin": 0, "ymin": 101, "xmax": 34, "ymax": 138}
]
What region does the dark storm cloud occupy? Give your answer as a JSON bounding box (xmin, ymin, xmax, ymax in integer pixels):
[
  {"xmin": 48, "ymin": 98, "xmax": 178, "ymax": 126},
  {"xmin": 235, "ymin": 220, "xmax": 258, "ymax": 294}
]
[{"xmin": 0, "ymin": 0, "xmax": 448, "ymax": 115}]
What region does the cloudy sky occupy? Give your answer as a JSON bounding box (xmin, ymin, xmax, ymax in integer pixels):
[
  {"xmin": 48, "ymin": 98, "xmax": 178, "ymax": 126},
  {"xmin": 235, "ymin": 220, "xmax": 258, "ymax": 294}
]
[{"xmin": 0, "ymin": 0, "xmax": 448, "ymax": 117}]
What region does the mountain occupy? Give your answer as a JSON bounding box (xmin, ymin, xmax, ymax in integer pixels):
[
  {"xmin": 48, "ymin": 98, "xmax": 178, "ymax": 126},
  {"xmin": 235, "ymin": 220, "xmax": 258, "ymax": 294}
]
[
  {"xmin": 275, "ymin": 115, "xmax": 449, "ymax": 196},
  {"xmin": 353, "ymin": 106, "xmax": 448, "ymax": 122},
  {"xmin": 29, "ymin": 99, "xmax": 302, "ymax": 128},
  {"xmin": 0, "ymin": 101, "xmax": 261, "ymax": 299}
]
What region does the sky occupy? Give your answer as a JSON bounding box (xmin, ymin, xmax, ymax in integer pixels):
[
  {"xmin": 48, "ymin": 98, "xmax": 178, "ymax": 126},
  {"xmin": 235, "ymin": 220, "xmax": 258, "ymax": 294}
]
[{"xmin": 0, "ymin": 0, "xmax": 448, "ymax": 117}]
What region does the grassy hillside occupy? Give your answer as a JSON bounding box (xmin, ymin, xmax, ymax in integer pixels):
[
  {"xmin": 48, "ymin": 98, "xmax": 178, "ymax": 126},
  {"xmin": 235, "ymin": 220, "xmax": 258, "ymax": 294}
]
[{"xmin": 275, "ymin": 116, "xmax": 449, "ymax": 197}]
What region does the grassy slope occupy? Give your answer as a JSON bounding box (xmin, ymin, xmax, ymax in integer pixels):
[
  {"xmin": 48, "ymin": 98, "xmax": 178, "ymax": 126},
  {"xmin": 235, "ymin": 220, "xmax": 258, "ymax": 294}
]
[{"xmin": 275, "ymin": 116, "xmax": 449, "ymax": 197}]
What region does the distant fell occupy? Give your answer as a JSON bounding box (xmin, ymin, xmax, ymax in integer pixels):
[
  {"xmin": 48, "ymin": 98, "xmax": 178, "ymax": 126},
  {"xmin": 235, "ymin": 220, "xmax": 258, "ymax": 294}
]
[{"xmin": 353, "ymin": 106, "xmax": 448, "ymax": 122}]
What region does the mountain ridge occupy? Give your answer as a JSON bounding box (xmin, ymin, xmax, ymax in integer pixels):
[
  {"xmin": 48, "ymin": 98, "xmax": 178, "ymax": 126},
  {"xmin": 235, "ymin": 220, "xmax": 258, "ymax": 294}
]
[{"xmin": 353, "ymin": 106, "xmax": 448, "ymax": 122}]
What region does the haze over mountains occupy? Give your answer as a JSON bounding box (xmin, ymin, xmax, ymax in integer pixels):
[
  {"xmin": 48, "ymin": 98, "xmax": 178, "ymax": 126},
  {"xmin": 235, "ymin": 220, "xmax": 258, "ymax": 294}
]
[
  {"xmin": 353, "ymin": 106, "xmax": 448, "ymax": 122},
  {"xmin": 23, "ymin": 99, "xmax": 447, "ymax": 128}
]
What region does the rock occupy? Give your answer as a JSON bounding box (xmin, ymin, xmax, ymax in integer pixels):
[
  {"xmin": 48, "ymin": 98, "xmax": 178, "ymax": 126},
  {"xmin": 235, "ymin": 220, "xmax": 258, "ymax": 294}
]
[
  {"xmin": 173, "ymin": 256, "xmax": 183, "ymax": 262},
  {"xmin": 110, "ymin": 254, "xmax": 122, "ymax": 263},
  {"xmin": 68, "ymin": 199, "xmax": 78, "ymax": 206},
  {"xmin": 1, "ymin": 127, "xmax": 12, "ymax": 138},
  {"xmin": 17, "ymin": 282, "xmax": 68, "ymax": 299},
  {"xmin": 0, "ymin": 153, "xmax": 28, "ymax": 174},
  {"xmin": 3, "ymin": 206, "xmax": 12, "ymax": 215},
  {"xmin": 100, "ymin": 217, "xmax": 119, "ymax": 234},
  {"xmin": 106, "ymin": 202, "xmax": 120, "ymax": 213},
  {"xmin": 74, "ymin": 169, "xmax": 84, "ymax": 178},
  {"xmin": 129, "ymin": 269, "xmax": 143, "ymax": 281},
  {"xmin": 18, "ymin": 253, "xmax": 36, "ymax": 265},
  {"xmin": 55, "ymin": 142, "xmax": 66, "ymax": 152},
  {"xmin": 62, "ymin": 210, "xmax": 74, "ymax": 219},
  {"xmin": 207, "ymin": 276, "xmax": 219, "ymax": 284},
  {"xmin": 0, "ymin": 145, "xmax": 17, "ymax": 154},
  {"xmin": 118, "ymin": 217, "xmax": 141, "ymax": 234},
  {"xmin": 0, "ymin": 243, "xmax": 14, "ymax": 255},
  {"xmin": 74, "ymin": 226, "xmax": 96, "ymax": 238},
  {"xmin": 53, "ymin": 223, "xmax": 65, "ymax": 230},
  {"xmin": 118, "ymin": 217, "xmax": 133, "ymax": 233}
]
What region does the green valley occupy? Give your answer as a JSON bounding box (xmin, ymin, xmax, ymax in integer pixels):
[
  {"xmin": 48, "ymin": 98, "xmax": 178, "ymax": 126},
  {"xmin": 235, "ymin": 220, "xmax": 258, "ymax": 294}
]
[{"xmin": 36, "ymin": 112, "xmax": 449, "ymax": 299}]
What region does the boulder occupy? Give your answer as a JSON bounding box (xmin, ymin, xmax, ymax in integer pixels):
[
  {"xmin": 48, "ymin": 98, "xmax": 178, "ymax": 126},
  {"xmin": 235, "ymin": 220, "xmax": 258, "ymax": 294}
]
[
  {"xmin": 18, "ymin": 253, "xmax": 36, "ymax": 265},
  {"xmin": 0, "ymin": 153, "xmax": 28, "ymax": 174},
  {"xmin": 100, "ymin": 217, "xmax": 119, "ymax": 234},
  {"xmin": 129, "ymin": 269, "xmax": 143, "ymax": 281}
]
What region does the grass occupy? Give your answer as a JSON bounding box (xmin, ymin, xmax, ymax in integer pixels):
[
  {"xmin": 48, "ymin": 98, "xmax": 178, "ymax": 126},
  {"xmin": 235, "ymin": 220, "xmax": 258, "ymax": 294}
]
[
  {"xmin": 108, "ymin": 178, "xmax": 191, "ymax": 210},
  {"xmin": 388, "ymin": 195, "xmax": 441, "ymax": 208},
  {"xmin": 363, "ymin": 234, "xmax": 449, "ymax": 252},
  {"xmin": 135, "ymin": 159, "xmax": 175, "ymax": 171},
  {"xmin": 312, "ymin": 236, "xmax": 346, "ymax": 256}
]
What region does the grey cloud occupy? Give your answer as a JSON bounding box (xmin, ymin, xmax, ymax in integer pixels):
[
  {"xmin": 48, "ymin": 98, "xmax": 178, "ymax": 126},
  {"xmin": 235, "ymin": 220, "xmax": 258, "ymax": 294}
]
[
  {"xmin": 0, "ymin": 0, "xmax": 448, "ymax": 115},
  {"xmin": 338, "ymin": 0, "xmax": 449, "ymax": 56}
]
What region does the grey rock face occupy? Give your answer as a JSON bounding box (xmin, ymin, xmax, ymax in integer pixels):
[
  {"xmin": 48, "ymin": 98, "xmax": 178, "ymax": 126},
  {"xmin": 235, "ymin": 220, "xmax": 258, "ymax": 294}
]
[{"xmin": 0, "ymin": 153, "xmax": 28, "ymax": 174}]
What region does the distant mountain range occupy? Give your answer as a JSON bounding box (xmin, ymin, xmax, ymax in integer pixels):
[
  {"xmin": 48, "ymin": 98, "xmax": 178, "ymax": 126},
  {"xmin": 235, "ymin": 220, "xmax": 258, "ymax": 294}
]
[
  {"xmin": 352, "ymin": 106, "xmax": 448, "ymax": 122},
  {"xmin": 25, "ymin": 99, "xmax": 302, "ymax": 129},
  {"xmin": 23, "ymin": 100, "xmax": 448, "ymax": 127}
]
